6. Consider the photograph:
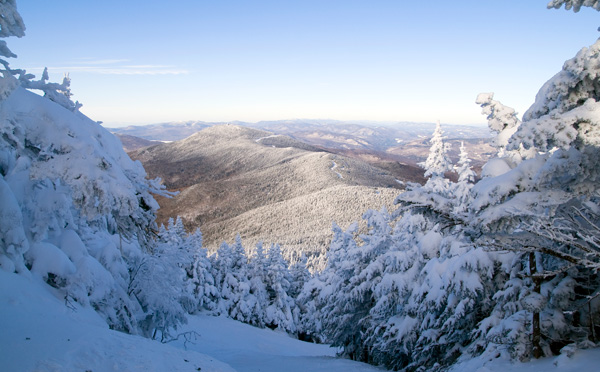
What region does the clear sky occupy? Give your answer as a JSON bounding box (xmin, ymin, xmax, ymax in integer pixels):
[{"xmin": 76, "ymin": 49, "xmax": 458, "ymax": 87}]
[{"xmin": 6, "ymin": 0, "xmax": 600, "ymax": 127}]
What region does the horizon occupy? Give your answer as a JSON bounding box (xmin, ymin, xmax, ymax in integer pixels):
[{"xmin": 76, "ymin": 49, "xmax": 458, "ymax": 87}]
[
  {"xmin": 104, "ymin": 117, "xmax": 490, "ymax": 129},
  {"xmin": 8, "ymin": 1, "xmax": 600, "ymax": 127}
]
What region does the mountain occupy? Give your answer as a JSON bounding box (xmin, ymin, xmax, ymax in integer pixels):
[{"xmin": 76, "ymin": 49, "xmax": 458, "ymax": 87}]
[
  {"xmin": 109, "ymin": 119, "xmax": 492, "ymax": 150},
  {"xmin": 115, "ymin": 133, "xmax": 160, "ymax": 152},
  {"xmin": 129, "ymin": 124, "xmax": 403, "ymax": 254},
  {"xmin": 248, "ymin": 119, "xmax": 491, "ymax": 152},
  {"xmin": 111, "ymin": 119, "xmax": 494, "ymax": 180},
  {"xmin": 108, "ymin": 120, "xmax": 215, "ymax": 141}
]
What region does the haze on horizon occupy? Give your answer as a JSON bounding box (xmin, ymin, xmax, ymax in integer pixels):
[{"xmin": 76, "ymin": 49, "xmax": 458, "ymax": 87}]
[{"xmin": 9, "ymin": 0, "xmax": 600, "ymax": 127}]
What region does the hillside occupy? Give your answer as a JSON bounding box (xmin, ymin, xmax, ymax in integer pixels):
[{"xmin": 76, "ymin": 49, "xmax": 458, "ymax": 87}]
[
  {"xmin": 112, "ymin": 119, "xmax": 494, "ymax": 181},
  {"xmin": 115, "ymin": 133, "xmax": 160, "ymax": 152},
  {"xmin": 109, "ymin": 120, "xmax": 214, "ymax": 141},
  {"xmin": 129, "ymin": 124, "xmax": 402, "ymax": 253}
]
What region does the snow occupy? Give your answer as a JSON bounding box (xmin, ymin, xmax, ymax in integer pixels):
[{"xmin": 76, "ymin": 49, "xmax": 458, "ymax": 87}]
[
  {"xmin": 2, "ymin": 6, "xmax": 600, "ymax": 371},
  {"xmin": 173, "ymin": 314, "xmax": 384, "ymax": 372},
  {"xmin": 255, "ymin": 134, "xmax": 282, "ymax": 143},
  {"xmin": 0, "ymin": 269, "xmax": 385, "ymax": 372},
  {"xmin": 25, "ymin": 241, "xmax": 76, "ymax": 278},
  {"xmin": 0, "ymin": 270, "xmax": 234, "ymax": 372},
  {"xmin": 481, "ymin": 157, "xmax": 512, "ymax": 178},
  {"xmin": 330, "ymin": 160, "xmax": 344, "ymax": 179},
  {"xmin": 449, "ymin": 346, "xmax": 600, "ymax": 372}
]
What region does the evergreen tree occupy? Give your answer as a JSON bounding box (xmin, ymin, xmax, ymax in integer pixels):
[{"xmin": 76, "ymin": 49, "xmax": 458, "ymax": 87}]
[
  {"xmin": 548, "ymin": 0, "xmax": 600, "ymax": 12},
  {"xmin": 419, "ymin": 121, "xmax": 453, "ymax": 179},
  {"xmin": 246, "ymin": 241, "xmax": 268, "ymax": 327},
  {"xmin": 471, "ymin": 13, "xmax": 600, "ymax": 358},
  {"xmin": 453, "ymin": 141, "xmax": 476, "ymax": 215},
  {"xmin": 185, "ymin": 228, "xmax": 218, "ymax": 313},
  {"xmin": 264, "ymin": 243, "xmax": 296, "ymax": 332}
]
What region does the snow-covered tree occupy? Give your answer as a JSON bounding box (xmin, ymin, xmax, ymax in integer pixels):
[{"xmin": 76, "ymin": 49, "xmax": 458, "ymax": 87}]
[
  {"xmin": 245, "ymin": 241, "xmax": 269, "ymax": 327},
  {"xmin": 0, "ymin": 0, "xmax": 23, "ymax": 98},
  {"xmin": 264, "ymin": 243, "xmax": 296, "ymax": 332},
  {"xmin": 419, "ymin": 121, "xmax": 453, "ymax": 179},
  {"xmin": 470, "ymin": 14, "xmax": 600, "ymax": 358},
  {"xmin": 0, "ymin": 0, "xmax": 24, "ymax": 63},
  {"xmin": 0, "ymin": 1, "xmax": 190, "ymax": 341},
  {"xmin": 127, "ymin": 250, "xmax": 187, "ymax": 341},
  {"xmin": 453, "ymin": 142, "xmax": 476, "ymax": 215},
  {"xmin": 475, "ymin": 93, "xmax": 524, "ymax": 163},
  {"xmin": 548, "ymin": 0, "xmax": 600, "ymax": 12},
  {"xmin": 186, "ymin": 228, "xmax": 218, "ymax": 312}
]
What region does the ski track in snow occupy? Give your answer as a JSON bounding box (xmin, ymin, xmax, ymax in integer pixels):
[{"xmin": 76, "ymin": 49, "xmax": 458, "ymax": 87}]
[{"xmin": 330, "ymin": 161, "xmax": 344, "ymax": 179}]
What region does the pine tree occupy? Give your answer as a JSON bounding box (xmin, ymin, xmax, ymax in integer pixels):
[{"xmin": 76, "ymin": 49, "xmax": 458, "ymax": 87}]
[
  {"xmin": 453, "ymin": 142, "xmax": 476, "ymax": 215},
  {"xmin": 264, "ymin": 243, "xmax": 296, "ymax": 332},
  {"xmin": 548, "ymin": 0, "xmax": 600, "ymax": 12},
  {"xmin": 470, "ymin": 11, "xmax": 600, "ymax": 358},
  {"xmin": 185, "ymin": 228, "xmax": 218, "ymax": 313},
  {"xmin": 420, "ymin": 121, "xmax": 453, "ymax": 180}
]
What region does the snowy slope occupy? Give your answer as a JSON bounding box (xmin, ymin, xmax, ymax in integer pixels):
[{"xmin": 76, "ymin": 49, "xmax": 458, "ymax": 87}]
[
  {"xmin": 171, "ymin": 314, "xmax": 385, "ymax": 372},
  {"xmin": 0, "ymin": 267, "xmax": 384, "ymax": 372},
  {"xmin": 0, "ymin": 270, "xmax": 234, "ymax": 372},
  {"xmin": 448, "ymin": 347, "xmax": 600, "ymax": 372}
]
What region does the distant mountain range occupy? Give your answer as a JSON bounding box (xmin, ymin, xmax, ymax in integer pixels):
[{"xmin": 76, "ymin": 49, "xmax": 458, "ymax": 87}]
[
  {"xmin": 128, "ymin": 124, "xmax": 404, "ymax": 254},
  {"xmin": 114, "ymin": 119, "xmax": 494, "ymax": 182},
  {"xmin": 108, "ymin": 119, "xmax": 491, "ymax": 148}
]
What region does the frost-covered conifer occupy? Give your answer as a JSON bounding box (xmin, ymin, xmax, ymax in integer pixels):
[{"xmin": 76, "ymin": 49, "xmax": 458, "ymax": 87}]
[
  {"xmin": 396, "ymin": 123, "xmax": 457, "ymax": 225},
  {"xmin": 470, "ymin": 11, "xmax": 600, "ymax": 358},
  {"xmin": 453, "ymin": 142, "xmax": 476, "ymax": 215},
  {"xmin": 186, "ymin": 228, "xmax": 218, "ymax": 312},
  {"xmin": 419, "ymin": 121, "xmax": 452, "ymax": 179},
  {"xmin": 318, "ymin": 218, "xmax": 383, "ymax": 362},
  {"xmin": 547, "ymin": 0, "xmax": 600, "ymax": 12},
  {"xmin": 264, "ymin": 243, "xmax": 296, "ymax": 332},
  {"xmin": 0, "ymin": 0, "xmax": 23, "ymax": 98},
  {"xmin": 245, "ymin": 241, "xmax": 268, "ymax": 327},
  {"xmin": 127, "ymin": 249, "xmax": 187, "ymax": 341},
  {"xmin": 0, "ymin": 0, "xmax": 24, "ymax": 64},
  {"xmin": 298, "ymin": 222, "xmax": 359, "ymax": 343}
]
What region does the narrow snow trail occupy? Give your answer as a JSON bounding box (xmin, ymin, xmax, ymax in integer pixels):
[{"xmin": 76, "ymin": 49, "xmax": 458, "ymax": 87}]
[
  {"xmin": 255, "ymin": 134, "xmax": 281, "ymax": 143},
  {"xmin": 330, "ymin": 160, "xmax": 344, "ymax": 179},
  {"xmin": 173, "ymin": 314, "xmax": 385, "ymax": 372}
]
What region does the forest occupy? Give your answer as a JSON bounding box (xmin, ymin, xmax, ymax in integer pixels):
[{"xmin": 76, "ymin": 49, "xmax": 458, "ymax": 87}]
[{"xmin": 1, "ymin": 1, "xmax": 600, "ymax": 371}]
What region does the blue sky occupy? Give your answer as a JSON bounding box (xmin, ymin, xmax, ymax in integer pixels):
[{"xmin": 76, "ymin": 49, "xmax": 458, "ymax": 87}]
[{"xmin": 7, "ymin": 1, "xmax": 600, "ymax": 127}]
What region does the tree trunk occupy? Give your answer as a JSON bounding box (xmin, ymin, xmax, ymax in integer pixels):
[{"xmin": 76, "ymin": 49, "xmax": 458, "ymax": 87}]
[{"xmin": 530, "ymin": 252, "xmax": 542, "ymax": 359}]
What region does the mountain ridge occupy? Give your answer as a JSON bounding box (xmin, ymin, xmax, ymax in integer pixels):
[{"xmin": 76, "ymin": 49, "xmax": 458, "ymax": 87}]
[{"xmin": 129, "ymin": 124, "xmax": 402, "ymax": 254}]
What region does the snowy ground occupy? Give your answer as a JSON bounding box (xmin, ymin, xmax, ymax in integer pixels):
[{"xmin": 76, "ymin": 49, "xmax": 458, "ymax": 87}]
[
  {"xmin": 448, "ymin": 347, "xmax": 600, "ymax": 372},
  {"xmin": 330, "ymin": 160, "xmax": 344, "ymax": 179},
  {"xmin": 2, "ymin": 268, "xmax": 600, "ymax": 372},
  {"xmin": 0, "ymin": 270, "xmax": 381, "ymax": 372},
  {"xmin": 0, "ymin": 270, "xmax": 233, "ymax": 372},
  {"xmin": 171, "ymin": 314, "xmax": 383, "ymax": 372}
]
